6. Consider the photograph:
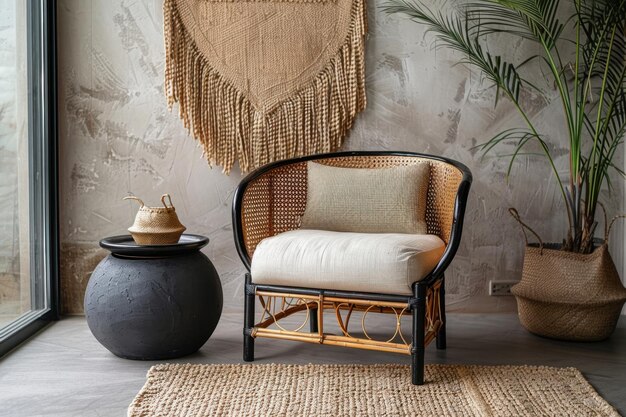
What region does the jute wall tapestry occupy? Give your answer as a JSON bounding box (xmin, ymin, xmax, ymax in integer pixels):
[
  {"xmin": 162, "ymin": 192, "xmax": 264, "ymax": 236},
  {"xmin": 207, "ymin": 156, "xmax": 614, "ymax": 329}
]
[{"xmin": 163, "ymin": 0, "xmax": 367, "ymax": 173}]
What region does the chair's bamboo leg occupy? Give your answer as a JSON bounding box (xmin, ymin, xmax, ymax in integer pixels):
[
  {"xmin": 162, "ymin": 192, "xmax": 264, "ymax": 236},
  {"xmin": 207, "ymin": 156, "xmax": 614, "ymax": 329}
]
[
  {"xmin": 436, "ymin": 275, "xmax": 447, "ymax": 350},
  {"xmin": 244, "ymin": 273, "xmax": 255, "ymax": 362},
  {"xmin": 309, "ymin": 307, "xmax": 319, "ymax": 333},
  {"xmin": 412, "ymin": 283, "xmax": 426, "ymax": 385}
]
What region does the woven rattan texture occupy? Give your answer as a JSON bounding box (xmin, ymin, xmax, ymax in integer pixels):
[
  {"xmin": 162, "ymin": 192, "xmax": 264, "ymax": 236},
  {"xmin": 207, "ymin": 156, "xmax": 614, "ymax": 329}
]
[
  {"xmin": 241, "ymin": 156, "xmax": 462, "ymax": 259},
  {"xmin": 127, "ymin": 363, "xmax": 619, "ymax": 417}
]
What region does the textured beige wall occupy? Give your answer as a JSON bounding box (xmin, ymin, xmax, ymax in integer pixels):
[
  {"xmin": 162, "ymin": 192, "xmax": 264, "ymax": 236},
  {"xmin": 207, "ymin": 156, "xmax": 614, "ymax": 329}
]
[{"xmin": 57, "ymin": 0, "xmax": 624, "ymax": 314}]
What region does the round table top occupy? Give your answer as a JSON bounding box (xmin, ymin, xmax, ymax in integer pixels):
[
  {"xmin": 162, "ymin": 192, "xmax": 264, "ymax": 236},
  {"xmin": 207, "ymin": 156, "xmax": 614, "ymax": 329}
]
[{"xmin": 99, "ymin": 234, "xmax": 209, "ymax": 257}]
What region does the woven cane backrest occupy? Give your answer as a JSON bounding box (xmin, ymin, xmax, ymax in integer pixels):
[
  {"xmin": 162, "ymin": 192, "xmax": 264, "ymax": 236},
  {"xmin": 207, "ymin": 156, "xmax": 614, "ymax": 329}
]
[{"xmin": 240, "ymin": 155, "xmax": 463, "ymax": 258}]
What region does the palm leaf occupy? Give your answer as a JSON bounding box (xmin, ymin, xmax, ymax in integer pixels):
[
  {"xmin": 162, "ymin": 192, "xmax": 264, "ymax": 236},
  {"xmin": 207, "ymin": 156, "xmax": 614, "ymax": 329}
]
[
  {"xmin": 465, "ymin": 0, "xmax": 565, "ymax": 50},
  {"xmin": 383, "ymin": 0, "xmax": 626, "ymax": 253}
]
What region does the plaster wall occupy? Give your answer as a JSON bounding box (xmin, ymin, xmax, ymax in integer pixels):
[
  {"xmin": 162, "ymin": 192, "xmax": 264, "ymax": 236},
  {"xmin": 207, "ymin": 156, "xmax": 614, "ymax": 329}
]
[{"xmin": 57, "ymin": 0, "xmax": 624, "ymax": 314}]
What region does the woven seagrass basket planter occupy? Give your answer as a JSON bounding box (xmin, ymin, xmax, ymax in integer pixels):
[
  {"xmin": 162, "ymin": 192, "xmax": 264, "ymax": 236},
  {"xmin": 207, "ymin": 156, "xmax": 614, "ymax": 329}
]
[
  {"xmin": 509, "ymin": 208, "xmax": 626, "ymax": 341},
  {"xmin": 124, "ymin": 194, "xmax": 186, "ymax": 245},
  {"xmin": 512, "ymin": 243, "xmax": 626, "ymax": 341}
]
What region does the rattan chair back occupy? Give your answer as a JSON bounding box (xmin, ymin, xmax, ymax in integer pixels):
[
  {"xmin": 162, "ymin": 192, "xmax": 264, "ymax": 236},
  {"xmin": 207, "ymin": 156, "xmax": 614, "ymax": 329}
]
[{"xmin": 239, "ymin": 153, "xmax": 465, "ymax": 259}]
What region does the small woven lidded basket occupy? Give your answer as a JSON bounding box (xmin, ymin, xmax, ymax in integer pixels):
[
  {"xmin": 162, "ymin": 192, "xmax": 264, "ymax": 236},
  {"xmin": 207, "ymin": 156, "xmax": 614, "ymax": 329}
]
[
  {"xmin": 124, "ymin": 194, "xmax": 186, "ymax": 245},
  {"xmin": 509, "ymin": 208, "xmax": 626, "ymax": 341}
]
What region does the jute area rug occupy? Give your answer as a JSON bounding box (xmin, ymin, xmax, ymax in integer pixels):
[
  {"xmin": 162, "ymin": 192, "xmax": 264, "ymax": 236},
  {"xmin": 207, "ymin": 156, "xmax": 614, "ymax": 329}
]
[{"xmin": 128, "ymin": 364, "xmax": 619, "ymax": 416}]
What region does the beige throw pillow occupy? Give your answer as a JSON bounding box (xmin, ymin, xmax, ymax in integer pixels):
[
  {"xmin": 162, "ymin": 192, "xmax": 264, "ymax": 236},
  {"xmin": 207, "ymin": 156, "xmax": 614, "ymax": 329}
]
[{"xmin": 300, "ymin": 161, "xmax": 431, "ymax": 234}]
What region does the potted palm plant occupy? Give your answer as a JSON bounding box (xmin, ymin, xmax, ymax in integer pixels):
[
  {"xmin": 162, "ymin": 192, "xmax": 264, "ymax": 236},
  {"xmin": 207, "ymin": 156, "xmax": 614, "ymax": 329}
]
[{"xmin": 383, "ymin": 0, "xmax": 626, "ymax": 340}]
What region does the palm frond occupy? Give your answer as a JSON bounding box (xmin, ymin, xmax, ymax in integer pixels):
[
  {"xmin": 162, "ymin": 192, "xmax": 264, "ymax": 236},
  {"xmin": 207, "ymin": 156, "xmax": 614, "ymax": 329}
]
[
  {"xmin": 465, "ymin": 0, "xmax": 564, "ymax": 50},
  {"xmin": 383, "ymin": 0, "xmax": 626, "ymax": 253},
  {"xmin": 382, "ymin": 0, "xmax": 537, "ymax": 103}
]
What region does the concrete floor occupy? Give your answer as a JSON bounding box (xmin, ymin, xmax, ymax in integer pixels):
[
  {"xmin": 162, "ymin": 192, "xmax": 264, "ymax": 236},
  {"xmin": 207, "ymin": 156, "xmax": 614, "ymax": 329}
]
[{"xmin": 0, "ymin": 313, "xmax": 625, "ymax": 417}]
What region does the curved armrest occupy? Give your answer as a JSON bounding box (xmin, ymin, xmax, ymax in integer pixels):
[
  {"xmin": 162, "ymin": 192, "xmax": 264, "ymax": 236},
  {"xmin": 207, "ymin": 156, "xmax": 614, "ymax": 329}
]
[
  {"xmin": 232, "ymin": 160, "xmax": 308, "ymax": 269},
  {"xmin": 232, "ymin": 170, "xmax": 272, "ymax": 270},
  {"xmin": 421, "ymin": 172, "xmax": 472, "ymax": 286}
]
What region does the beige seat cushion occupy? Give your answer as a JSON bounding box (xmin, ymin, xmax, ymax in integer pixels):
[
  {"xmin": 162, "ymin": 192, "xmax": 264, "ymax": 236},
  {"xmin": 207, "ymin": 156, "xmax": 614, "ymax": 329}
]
[
  {"xmin": 300, "ymin": 161, "xmax": 431, "ymax": 234},
  {"xmin": 251, "ymin": 230, "xmax": 445, "ymax": 295}
]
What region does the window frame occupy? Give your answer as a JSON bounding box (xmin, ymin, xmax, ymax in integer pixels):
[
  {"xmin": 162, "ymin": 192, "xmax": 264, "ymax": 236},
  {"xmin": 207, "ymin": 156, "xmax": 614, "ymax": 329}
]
[{"xmin": 0, "ymin": 0, "xmax": 59, "ymax": 357}]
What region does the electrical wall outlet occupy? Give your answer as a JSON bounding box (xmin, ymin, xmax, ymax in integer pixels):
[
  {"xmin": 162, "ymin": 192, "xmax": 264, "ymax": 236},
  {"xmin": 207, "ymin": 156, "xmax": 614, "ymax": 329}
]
[{"xmin": 489, "ymin": 280, "xmax": 517, "ymax": 296}]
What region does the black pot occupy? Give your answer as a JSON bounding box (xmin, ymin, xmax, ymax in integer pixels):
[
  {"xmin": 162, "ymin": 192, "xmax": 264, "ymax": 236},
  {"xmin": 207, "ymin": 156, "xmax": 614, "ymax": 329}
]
[{"xmin": 84, "ymin": 234, "xmax": 223, "ymax": 360}]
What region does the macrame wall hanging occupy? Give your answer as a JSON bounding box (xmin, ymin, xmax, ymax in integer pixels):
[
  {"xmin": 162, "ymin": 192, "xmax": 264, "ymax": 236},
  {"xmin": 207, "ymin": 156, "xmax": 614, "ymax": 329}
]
[{"xmin": 163, "ymin": 0, "xmax": 367, "ymax": 173}]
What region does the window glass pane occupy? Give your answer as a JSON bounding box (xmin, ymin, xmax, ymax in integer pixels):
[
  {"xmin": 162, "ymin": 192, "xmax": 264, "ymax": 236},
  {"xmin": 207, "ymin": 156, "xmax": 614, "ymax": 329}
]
[{"xmin": 0, "ymin": 1, "xmax": 30, "ymax": 328}]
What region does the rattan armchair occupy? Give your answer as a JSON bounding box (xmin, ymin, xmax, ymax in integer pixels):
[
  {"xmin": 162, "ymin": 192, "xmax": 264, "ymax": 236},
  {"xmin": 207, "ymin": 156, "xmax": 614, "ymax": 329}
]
[{"xmin": 232, "ymin": 151, "xmax": 472, "ymax": 385}]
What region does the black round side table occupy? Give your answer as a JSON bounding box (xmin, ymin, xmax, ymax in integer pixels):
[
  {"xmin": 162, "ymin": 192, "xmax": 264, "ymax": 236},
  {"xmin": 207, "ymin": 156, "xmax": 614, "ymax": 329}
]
[{"xmin": 84, "ymin": 234, "xmax": 223, "ymax": 360}]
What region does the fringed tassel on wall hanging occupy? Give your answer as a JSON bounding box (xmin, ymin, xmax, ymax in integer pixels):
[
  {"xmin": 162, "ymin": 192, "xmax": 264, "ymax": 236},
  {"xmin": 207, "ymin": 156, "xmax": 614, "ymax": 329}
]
[{"xmin": 163, "ymin": 0, "xmax": 367, "ymax": 173}]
